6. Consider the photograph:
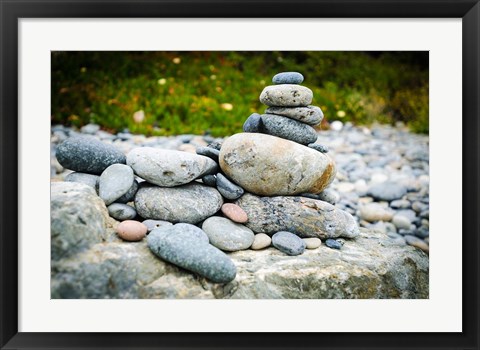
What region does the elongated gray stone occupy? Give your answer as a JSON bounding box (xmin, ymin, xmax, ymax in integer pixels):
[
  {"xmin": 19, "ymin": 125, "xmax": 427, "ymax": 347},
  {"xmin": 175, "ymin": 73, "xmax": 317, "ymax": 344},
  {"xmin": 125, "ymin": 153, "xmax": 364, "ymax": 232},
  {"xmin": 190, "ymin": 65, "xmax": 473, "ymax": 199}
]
[
  {"xmin": 202, "ymin": 216, "xmax": 254, "ymax": 251},
  {"xmin": 235, "ymin": 193, "xmax": 359, "ymax": 239},
  {"xmin": 265, "ymin": 105, "xmax": 323, "ymax": 125},
  {"xmin": 260, "ymin": 114, "xmax": 318, "ymax": 145},
  {"xmin": 107, "ymin": 203, "xmax": 137, "ymax": 221},
  {"xmin": 272, "ymin": 72, "xmax": 304, "ymax": 85},
  {"xmin": 216, "ymin": 173, "xmax": 244, "ymax": 200},
  {"xmin": 56, "ymin": 136, "xmax": 126, "ymax": 175},
  {"xmin": 99, "ymin": 164, "xmax": 134, "ymax": 205},
  {"xmin": 134, "ymin": 182, "xmax": 223, "ymax": 224},
  {"xmin": 219, "ymin": 133, "xmax": 336, "ymax": 196},
  {"xmin": 259, "ymin": 84, "xmax": 313, "ymax": 107},
  {"xmin": 127, "ymin": 147, "xmax": 218, "ymax": 187},
  {"xmin": 64, "ymin": 172, "xmax": 99, "ymax": 190},
  {"xmin": 147, "ymin": 225, "xmax": 236, "ymax": 283}
]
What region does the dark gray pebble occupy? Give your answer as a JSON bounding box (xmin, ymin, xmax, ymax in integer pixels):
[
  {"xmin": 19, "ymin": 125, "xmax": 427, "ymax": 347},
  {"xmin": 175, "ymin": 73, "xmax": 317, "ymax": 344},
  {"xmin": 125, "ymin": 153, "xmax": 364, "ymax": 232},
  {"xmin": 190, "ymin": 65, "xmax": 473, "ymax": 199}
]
[
  {"xmin": 202, "ymin": 174, "xmax": 217, "ymax": 187},
  {"xmin": 272, "ymin": 231, "xmax": 306, "ymax": 256},
  {"xmin": 196, "ymin": 147, "xmax": 220, "ymax": 162},
  {"xmin": 325, "ymin": 239, "xmax": 342, "ymax": 250},
  {"xmin": 107, "ymin": 203, "xmax": 137, "ymax": 221},
  {"xmin": 261, "ymin": 114, "xmax": 318, "ymax": 145},
  {"xmin": 216, "ymin": 173, "xmax": 244, "ymax": 200},
  {"xmin": 243, "ymin": 113, "xmax": 263, "ymax": 133}
]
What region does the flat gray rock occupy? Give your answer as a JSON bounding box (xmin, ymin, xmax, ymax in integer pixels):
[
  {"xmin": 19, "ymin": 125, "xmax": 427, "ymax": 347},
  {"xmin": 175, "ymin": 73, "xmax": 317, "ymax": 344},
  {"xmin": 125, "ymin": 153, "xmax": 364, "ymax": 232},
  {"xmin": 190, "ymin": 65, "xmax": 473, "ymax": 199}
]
[
  {"xmin": 99, "ymin": 164, "xmax": 134, "ymax": 205},
  {"xmin": 202, "ymin": 216, "xmax": 254, "ymax": 251},
  {"xmin": 235, "ymin": 193, "xmax": 359, "ymax": 239},
  {"xmin": 260, "ymin": 114, "xmax": 318, "ymax": 145},
  {"xmin": 219, "ymin": 133, "xmax": 335, "ymax": 196},
  {"xmin": 107, "ymin": 203, "xmax": 137, "ymax": 221},
  {"xmin": 64, "ymin": 172, "xmax": 99, "ymax": 190},
  {"xmin": 56, "ymin": 136, "xmax": 126, "ymax": 175},
  {"xmin": 272, "ymin": 72, "xmax": 304, "ymax": 85},
  {"xmin": 368, "ymin": 182, "xmax": 408, "ymax": 201},
  {"xmin": 259, "ymin": 84, "xmax": 313, "ymax": 107},
  {"xmin": 147, "ymin": 225, "xmax": 236, "ymax": 283},
  {"xmin": 272, "ymin": 231, "xmax": 306, "ymax": 256},
  {"xmin": 265, "ymin": 105, "xmax": 323, "ymax": 125},
  {"xmin": 134, "ymin": 182, "xmax": 223, "ymax": 224},
  {"xmin": 127, "ymin": 147, "xmax": 218, "ymax": 187}
]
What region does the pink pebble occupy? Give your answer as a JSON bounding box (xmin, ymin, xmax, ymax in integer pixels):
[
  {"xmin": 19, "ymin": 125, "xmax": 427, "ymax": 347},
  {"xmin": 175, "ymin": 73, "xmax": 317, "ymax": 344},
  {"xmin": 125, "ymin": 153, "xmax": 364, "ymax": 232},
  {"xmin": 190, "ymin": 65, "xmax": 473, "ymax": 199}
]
[
  {"xmin": 116, "ymin": 220, "xmax": 148, "ymax": 242},
  {"xmin": 221, "ymin": 203, "xmax": 248, "ymax": 223}
]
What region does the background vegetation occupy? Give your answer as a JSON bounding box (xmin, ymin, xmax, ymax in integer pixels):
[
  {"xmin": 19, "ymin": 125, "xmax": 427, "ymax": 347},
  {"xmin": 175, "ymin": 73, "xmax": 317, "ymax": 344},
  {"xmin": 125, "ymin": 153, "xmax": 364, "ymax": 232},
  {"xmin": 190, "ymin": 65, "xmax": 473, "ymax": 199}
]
[{"xmin": 51, "ymin": 51, "xmax": 429, "ymax": 136}]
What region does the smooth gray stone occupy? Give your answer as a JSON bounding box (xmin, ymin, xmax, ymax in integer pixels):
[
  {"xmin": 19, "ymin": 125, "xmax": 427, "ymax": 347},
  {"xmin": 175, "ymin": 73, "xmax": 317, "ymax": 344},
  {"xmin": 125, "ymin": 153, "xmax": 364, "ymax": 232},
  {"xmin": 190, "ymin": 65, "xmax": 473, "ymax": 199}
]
[
  {"xmin": 134, "ymin": 182, "xmax": 223, "ymax": 224},
  {"xmin": 99, "ymin": 164, "xmax": 134, "ymax": 205},
  {"xmin": 216, "ymin": 173, "xmax": 244, "ymax": 200},
  {"xmin": 261, "ymin": 114, "xmax": 318, "ymax": 145},
  {"xmin": 142, "ymin": 219, "xmax": 173, "ymax": 233},
  {"xmin": 272, "ymin": 231, "xmax": 306, "ymax": 256},
  {"xmin": 202, "ymin": 216, "xmax": 254, "ymax": 251},
  {"xmin": 196, "ymin": 146, "xmax": 220, "ymax": 162},
  {"xmin": 147, "ymin": 225, "xmax": 236, "ymax": 283},
  {"xmin": 202, "ymin": 174, "xmax": 217, "ymax": 187},
  {"xmin": 308, "ymin": 143, "xmax": 329, "ymax": 153},
  {"xmin": 236, "ymin": 193, "xmax": 359, "ymax": 239},
  {"xmin": 367, "ymin": 182, "xmax": 408, "ymax": 201},
  {"xmin": 272, "ymin": 72, "xmax": 304, "ymax": 85},
  {"xmin": 107, "ymin": 203, "xmax": 137, "ymax": 221},
  {"xmin": 127, "ymin": 147, "xmax": 218, "ymax": 187},
  {"xmin": 81, "ymin": 123, "xmax": 100, "ymax": 134},
  {"xmin": 51, "ymin": 182, "xmax": 108, "ymax": 261},
  {"xmin": 115, "ymin": 179, "xmax": 139, "ymax": 204},
  {"xmin": 64, "ymin": 172, "xmax": 99, "ymax": 190},
  {"xmin": 56, "ymin": 136, "xmax": 126, "ymax": 175},
  {"xmin": 325, "ymin": 238, "xmax": 342, "ymax": 250},
  {"xmin": 243, "ymin": 113, "xmax": 263, "ymax": 133},
  {"xmin": 151, "ymin": 223, "xmax": 209, "ymax": 244},
  {"xmin": 265, "ymin": 105, "xmax": 323, "ymax": 125},
  {"xmin": 259, "ymin": 84, "xmax": 313, "ymax": 107}
]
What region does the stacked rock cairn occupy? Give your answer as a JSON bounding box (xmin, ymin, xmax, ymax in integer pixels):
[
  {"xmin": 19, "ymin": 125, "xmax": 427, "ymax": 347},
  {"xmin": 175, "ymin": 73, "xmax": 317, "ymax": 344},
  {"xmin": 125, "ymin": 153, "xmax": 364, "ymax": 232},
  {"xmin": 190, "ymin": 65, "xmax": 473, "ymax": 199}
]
[{"xmin": 54, "ymin": 71, "xmax": 360, "ymax": 285}]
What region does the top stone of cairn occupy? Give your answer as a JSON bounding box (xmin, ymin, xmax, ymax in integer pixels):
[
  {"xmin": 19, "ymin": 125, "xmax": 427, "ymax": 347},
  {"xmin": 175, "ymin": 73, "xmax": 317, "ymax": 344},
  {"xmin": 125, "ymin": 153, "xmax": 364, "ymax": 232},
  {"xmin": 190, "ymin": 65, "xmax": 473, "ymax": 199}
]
[{"xmin": 272, "ymin": 72, "xmax": 304, "ymax": 85}]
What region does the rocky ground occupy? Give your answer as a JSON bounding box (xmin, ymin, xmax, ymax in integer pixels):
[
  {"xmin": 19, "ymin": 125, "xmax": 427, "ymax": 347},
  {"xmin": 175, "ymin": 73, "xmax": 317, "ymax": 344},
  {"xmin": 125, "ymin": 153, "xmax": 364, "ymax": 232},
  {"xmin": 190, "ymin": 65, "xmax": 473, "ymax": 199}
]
[{"xmin": 50, "ymin": 121, "xmax": 429, "ymax": 299}]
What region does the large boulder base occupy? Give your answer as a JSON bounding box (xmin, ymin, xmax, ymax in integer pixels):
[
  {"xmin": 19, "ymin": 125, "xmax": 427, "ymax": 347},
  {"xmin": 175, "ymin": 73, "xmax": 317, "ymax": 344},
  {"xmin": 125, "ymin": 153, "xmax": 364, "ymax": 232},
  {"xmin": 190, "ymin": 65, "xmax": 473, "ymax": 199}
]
[{"xmin": 51, "ymin": 228, "xmax": 429, "ymax": 299}]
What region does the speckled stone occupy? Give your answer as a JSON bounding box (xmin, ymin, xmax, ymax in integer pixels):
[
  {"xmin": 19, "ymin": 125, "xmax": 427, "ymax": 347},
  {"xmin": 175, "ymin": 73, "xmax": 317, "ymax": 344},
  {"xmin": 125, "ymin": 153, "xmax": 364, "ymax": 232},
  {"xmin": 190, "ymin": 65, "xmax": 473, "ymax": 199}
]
[
  {"xmin": 221, "ymin": 203, "xmax": 248, "ymax": 223},
  {"xmin": 142, "ymin": 219, "xmax": 173, "ymax": 233},
  {"xmin": 115, "ymin": 220, "xmax": 147, "ymax": 241},
  {"xmin": 216, "ymin": 173, "xmax": 244, "ymax": 200},
  {"xmin": 308, "ymin": 143, "xmax": 329, "ymax": 153},
  {"xmin": 243, "ymin": 113, "xmax": 263, "ymax": 133},
  {"xmin": 303, "ymin": 237, "xmax": 322, "ymax": 249},
  {"xmin": 56, "ymin": 136, "xmax": 126, "ymax": 175},
  {"xmin": 108, "ymin": 203, "xmax": 137, "ymax": 221},
  {"xmin": 99, "ymin": 164, "xmax": 134, "ymax": 205},
  {"xmin": 202, "ymin": 216, "xmax": 254, "ymax": 251},
  {"xmin": 272, "ymin": 231, "xmax": 306, "ymax": 256},
  {"xmin": 251, "ymin": 233, "xmax": 272, "ymax": 250},
  {"xmin": 260, "ymin": 114, "xmax": 318, "ymax": 145},
  {"xmin": 405, "ymin": 235, "xmax": 429, "ymax": 253},
  {"xmin": 272, "ymin": 72, "xmax": 304, "ymax": 85},
  {"xmin": 147, "ymin": 224, "xmax": 236, "ymax": 283},
  {"xmin": 260, "ymin": 84, "xmax": 313, "ymax": 107},
  {"xmin": 265, "ymin": 105, "xmax": 323, "ymax": 125},
  {"xmin": 126, "ymin": 147, "xmax": 217, "ymax": 187},
  {"xmin": 325, "ymin": 238, "xmax": 342, "ymax": 250}
]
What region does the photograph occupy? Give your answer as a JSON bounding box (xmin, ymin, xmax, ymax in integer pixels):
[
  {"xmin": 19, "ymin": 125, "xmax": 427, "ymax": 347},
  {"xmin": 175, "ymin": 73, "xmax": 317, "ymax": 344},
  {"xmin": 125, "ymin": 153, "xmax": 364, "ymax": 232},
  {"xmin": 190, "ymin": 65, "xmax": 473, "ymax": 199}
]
[{"xmin": 50, "ymin": 51, "xmax": 430, "ymax": 299}]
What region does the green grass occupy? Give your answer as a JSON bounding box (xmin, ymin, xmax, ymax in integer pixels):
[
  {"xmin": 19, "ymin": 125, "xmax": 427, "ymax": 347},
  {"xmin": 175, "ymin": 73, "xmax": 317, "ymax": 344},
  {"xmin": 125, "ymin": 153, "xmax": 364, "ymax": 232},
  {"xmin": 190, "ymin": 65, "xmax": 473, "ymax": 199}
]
[{"xmin": 51, "ymin": 51, "xmax": 429, "ymax": 136}]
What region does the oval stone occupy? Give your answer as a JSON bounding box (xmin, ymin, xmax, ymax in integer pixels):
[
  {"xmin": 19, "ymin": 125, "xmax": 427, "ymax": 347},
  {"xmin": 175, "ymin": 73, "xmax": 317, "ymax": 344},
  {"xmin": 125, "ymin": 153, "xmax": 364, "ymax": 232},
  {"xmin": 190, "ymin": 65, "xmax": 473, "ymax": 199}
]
[
  {"xmin": 272, "ymin": 231, "xmax": 306, "ymax": 256},
  {"xmin": 147, "ymin": 226, "xmax": 236, "ymax": 283},
  {"xmin": 221, "ymin": 203, "xmax": 248, "ymax": 223},
  {"xmin": 126, "ymin": 147, "xmax": 218, "ymax": 187},
  {"xmin": 251, "ymin": 233, "xmax": 272, "ymax": 250},
  {"xmin": 259, "ymin": 84, "xmax": 313, "ymax": 107},
  {"xmin": 64, "ymin": 172, "xmax": 99, "ymax": 190},
  {"xmin": 134, "ymin": 182, "xmax": 223, "ymax": 224},
  {"xmin": 303, "ymin": 237, "xmax": 322, "ymax": 249},
  {"xmin": 108, "ymin": 203, "xmax": 137, "ymax": 221},
  {"xmin": 243, "ymin": 113, "xmax": 263, "ymax": 132},
  {"xmin": 99, "ymin": 164, "xmax": 134, "ymax": 205},
  {"xmin": 116, "ymin": 220, "xmax": 147, "ymax": 241},
  {"xmin": 265, "ymin": 105, "xmax": 323, "ymax": 125},
  {"xmin": 219, "ymin": 133, "xmax": 336, "ymax": 196},
  {"xmin": 272, "ymin": 72, "xmax": 304, "ymax": 85},
  {"xmin": 260, "ymin": 114, "xmax": 318, "ymax": 145},
  {"xmin": 202, "ymin": 216, "xmax": 254, "ymax": 251}
]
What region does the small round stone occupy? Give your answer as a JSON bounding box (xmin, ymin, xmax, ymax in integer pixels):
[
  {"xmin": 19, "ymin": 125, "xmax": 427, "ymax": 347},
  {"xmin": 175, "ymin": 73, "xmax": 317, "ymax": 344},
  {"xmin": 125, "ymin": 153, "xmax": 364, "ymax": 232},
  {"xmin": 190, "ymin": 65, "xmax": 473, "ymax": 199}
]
[
  {"xmin": 221, "ymin": 203, "xmax": 248, "ymax": 223},
  {"xmin": 303, "ymin": 237, "xmax": 322, "ymax": 249},
  {"xmin": 251, "ymin": 233, "xmax": 272, "ymax": 250},
  {"xmin": 142, "ymin": 219, "xmax": 173, "ymax": 233},
  {"xmin": 272, "ymin": 231, "xmax": 306, "ymax": 256},
  {"xmin": 108, "ymin": 203, "xmax": 137, "ymax": 221},
  {"xmin": 325, "ymin": 238, "xmax": 342, "ymax": 250},
  {"xmin": 243, "ymin": 113, "xmax": 263, "ymax": 133},
  {"xmin": 272, "ymin": 72, "xmax": 304, "ymax": 85},
  {"xmin": 115, "ymin": 220, "xmax": 148, "ymax": 241}
]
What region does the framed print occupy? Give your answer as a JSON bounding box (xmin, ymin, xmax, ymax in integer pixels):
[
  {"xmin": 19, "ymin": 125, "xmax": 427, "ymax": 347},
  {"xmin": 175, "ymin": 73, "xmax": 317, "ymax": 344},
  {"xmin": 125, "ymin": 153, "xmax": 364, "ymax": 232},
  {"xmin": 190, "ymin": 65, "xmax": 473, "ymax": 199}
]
[{"xmin": 1, "ymin": 0, "xmax": 479, "ymax": 349}]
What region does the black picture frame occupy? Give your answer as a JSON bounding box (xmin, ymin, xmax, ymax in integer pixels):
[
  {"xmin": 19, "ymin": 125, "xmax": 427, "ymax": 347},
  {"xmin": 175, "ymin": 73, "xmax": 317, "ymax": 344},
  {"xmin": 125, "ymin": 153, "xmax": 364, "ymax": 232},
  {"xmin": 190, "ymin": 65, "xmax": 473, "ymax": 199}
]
[{"xmin": 1, "ymin": 1, "xmax": 479, "ymax": 349}]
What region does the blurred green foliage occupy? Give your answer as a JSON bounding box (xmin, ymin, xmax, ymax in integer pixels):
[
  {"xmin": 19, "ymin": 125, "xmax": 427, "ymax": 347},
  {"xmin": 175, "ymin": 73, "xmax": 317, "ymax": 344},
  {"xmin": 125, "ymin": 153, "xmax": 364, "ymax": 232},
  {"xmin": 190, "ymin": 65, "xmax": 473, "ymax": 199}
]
[{"xmin": 51, "ymin": 51, "xmax": 428, "ymax": 136}]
